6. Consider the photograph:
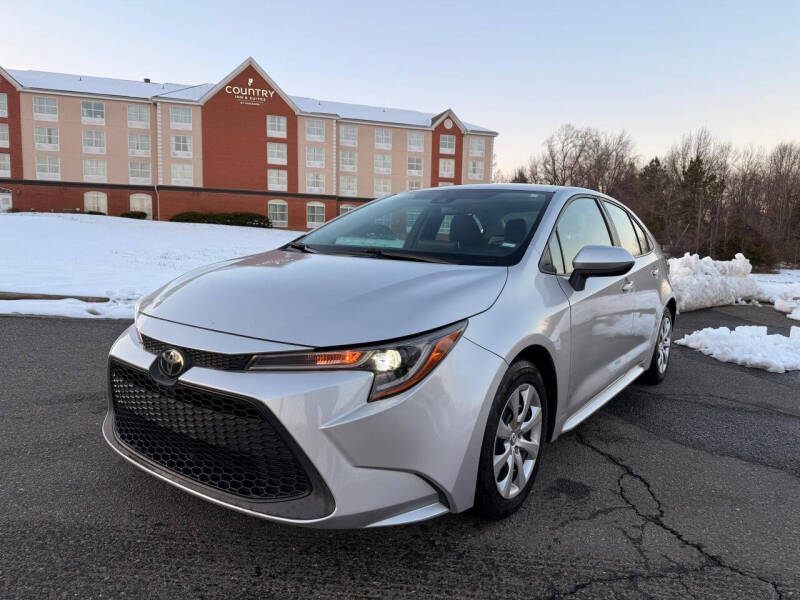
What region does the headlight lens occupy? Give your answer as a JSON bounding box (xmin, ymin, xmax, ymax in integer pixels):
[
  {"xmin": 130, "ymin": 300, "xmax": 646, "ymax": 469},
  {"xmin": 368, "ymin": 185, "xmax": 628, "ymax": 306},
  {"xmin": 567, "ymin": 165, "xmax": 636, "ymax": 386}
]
[{"xmin": 247, "ymin": 321, "xmax": 466, "ymax": 401}]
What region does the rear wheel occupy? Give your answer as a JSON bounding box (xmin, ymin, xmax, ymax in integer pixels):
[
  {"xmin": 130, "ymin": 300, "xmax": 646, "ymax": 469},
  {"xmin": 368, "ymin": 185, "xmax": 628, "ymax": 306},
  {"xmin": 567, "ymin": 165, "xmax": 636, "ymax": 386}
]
[
  {"xmin": 641, "ymin": 310, "xmax": 672, "ymax": 384},
  {"xmin": 474, "ymin": 360, "xmax": 547, "ymax": 520}
]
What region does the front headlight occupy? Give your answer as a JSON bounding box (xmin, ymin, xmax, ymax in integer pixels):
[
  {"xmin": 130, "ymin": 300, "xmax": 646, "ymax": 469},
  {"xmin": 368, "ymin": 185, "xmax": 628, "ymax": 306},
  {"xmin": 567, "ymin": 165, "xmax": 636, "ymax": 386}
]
[{"xmin": 247, "ymin": 321, "xmax": 467, "ymax": 401}]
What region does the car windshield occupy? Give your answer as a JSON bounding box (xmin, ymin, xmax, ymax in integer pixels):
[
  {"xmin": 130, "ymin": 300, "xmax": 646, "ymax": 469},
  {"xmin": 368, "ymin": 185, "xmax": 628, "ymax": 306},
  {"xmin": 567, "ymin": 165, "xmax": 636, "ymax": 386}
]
[{"xmin": 294, "ymin": 188, "xmax": 553, "ymax": 266}]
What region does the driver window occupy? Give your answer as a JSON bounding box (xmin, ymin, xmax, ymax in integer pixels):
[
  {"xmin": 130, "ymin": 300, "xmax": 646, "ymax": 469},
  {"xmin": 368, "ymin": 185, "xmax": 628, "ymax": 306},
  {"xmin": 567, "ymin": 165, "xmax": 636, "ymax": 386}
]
[{"xmin": 555, "ymin": 197, "xmax": 612, "ymax": 274}]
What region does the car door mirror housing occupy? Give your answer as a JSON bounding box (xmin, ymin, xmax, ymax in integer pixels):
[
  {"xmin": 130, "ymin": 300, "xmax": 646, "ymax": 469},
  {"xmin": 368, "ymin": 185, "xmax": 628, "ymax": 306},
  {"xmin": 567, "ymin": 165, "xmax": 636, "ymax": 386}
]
[{"xmin": 568, "ymin": 245, "xmax": 635, "ymax": 291}]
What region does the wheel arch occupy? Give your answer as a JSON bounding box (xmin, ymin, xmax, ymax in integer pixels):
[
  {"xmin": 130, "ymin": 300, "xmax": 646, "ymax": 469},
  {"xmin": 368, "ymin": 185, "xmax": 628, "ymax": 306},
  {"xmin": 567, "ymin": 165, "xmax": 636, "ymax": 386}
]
[{"xmin": 510, "ymin": 345, "xmax": 558, "ymax": 442}]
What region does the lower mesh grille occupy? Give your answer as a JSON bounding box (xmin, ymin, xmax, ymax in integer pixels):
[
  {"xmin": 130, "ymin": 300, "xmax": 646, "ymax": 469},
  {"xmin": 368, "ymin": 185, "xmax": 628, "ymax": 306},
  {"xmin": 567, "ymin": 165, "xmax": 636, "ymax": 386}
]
[
  {"xmin": 109, "ymin": 360, "xmax": 311, "ymax": 501},
  {"xmin": 141, "ymin": 335, "xmax": 252, "ymax": 371}
]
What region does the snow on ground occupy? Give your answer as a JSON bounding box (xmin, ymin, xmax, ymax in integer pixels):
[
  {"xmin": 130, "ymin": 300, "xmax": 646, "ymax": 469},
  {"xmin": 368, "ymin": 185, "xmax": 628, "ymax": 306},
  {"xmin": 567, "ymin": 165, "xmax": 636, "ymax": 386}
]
[
  {"xmin": 667, "ymin": 253, "xmax": 761, "ymax": 312},
  {"xmin": 752, "ymin": 269, "xmax": 800, "ymax": 321},
  {"xmin": 0, "ymin": 213, "xmax": 300, "ymax": 319},
  {"xmin": 676, "ymin": 325, "xmax": 800, "ymax": 373}
]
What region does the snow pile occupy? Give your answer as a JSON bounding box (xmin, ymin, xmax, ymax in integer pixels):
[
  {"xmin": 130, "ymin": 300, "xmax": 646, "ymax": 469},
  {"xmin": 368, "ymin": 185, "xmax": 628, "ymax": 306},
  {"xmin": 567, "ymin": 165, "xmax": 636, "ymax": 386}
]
[
  {"xmin": 668, "ymin": 253, "xmax": 760, "ymax": 312},
  {"xmin": 752, "ymin": 270, "xmax": 800, "ymax": 321},
  {"xmin": 0, "ymin": 213, "xmax": 301, "ymax": 319},
  {"xmin": 676, "ymin": 325, "xmax": 800, "ymax": 373}
]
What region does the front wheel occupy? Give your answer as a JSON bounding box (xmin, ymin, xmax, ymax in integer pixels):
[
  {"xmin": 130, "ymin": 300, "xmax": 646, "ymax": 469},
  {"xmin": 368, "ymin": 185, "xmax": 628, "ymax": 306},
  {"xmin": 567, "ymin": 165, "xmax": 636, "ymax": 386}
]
[
  {"xmin": 640, "ymin": 310, "xmax": 672, "ymax": 385},
  {"xmin": 474, "ymin": 360, "xmax": 547, "ymax": 520}
]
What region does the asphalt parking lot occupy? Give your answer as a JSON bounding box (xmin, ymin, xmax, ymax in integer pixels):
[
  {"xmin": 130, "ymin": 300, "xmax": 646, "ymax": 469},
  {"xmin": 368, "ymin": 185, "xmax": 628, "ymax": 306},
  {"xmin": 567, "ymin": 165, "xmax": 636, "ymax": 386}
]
[{"xmin": 1, "ymin": 306, "xmax": 799, "ymax": 599}]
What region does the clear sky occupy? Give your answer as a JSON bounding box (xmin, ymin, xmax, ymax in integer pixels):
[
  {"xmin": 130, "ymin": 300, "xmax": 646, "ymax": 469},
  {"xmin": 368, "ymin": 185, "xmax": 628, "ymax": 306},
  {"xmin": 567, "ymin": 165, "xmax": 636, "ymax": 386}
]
[{"xmin": 4, "ymin": 0, "xmax": 799, "ymax": 173}]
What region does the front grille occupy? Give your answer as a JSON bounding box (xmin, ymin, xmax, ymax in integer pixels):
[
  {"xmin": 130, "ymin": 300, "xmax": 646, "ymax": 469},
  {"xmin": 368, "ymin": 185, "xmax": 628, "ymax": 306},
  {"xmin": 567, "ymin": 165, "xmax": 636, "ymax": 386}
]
[
  {"xmin": 141, "ymin": 335, "xmax": 252, "ymax": 371},
  {"xmin": 109, "ymin": 360, "xmax": 311, "ymax": 501}
]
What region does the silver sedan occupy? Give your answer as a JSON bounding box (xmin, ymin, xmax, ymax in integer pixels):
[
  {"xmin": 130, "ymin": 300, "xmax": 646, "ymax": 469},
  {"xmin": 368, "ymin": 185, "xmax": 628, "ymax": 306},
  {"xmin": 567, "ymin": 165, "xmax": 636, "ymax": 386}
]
[{"xmin": 104, "ymin": 184, "xmax": 675, "ymax": 528}]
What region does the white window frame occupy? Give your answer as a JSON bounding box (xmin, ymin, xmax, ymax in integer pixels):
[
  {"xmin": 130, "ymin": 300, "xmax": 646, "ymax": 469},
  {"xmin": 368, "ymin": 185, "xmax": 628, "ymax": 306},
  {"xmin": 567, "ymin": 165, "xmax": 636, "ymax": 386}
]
[
  {"xmin": 129, "ymin": 160, "xmax": 152, "ymax": 185},
  {"xmin": 306, "ymin": 201, "xmax": 326, "ymax": 228},
  {"xmin": 339, "ymin": 175, "xmax": 357, "ymax": 197},
  {"xmin": 407, "ymin": 156, "xmax": 423, "ymax": 177},
  {"xmin": 0, "ymin": 93, "xmax": 7, "ymax": 118},
  {"xmin": 267, "ymin": 115, "xmax": 287, "ymax": 138},
  {"xmin": 268, "ymin": 169, "xmax": 287, "ymax": 191},
  {"xmin": 127, "ymin": 104, "xmax": 150, "ymax": 129},
  {"xmin": 407, "ymin": 180, "xmax": 423, "ymax": 191},
  {"xmin": 83, "ymin": 159, "xmax": 107, "ymax": 183},
  {"xmin": 267, "ymin": 142, "xmax": 287, "ymax": 165},
  {"xmin": 35, "ymin": 156, "xmax": 60, "ymax": 180},
  {"xmin": 339, "ymin": 150, "xmax": 357, "ymax": 172},
  {"xmin": 306, "ymin": 172, "xmax": 325, "ymax": 194},
  {"xmin": 339, "ymin": 124, "xmax": 358, "ymax": 147},
  {"xmin": 439, "ymin": 158, "xmax": 455, "ymax": 178},
  {"xmin": 171, "ymin": 135, "xmax": 193, "ymax": 158},
  {"xmin": 171, "ymin": 163, "xmax": 193, "ymax": 186},
  {"xmin": 129, "ymin": 193, "xmax": 153, "ymax": 219},
  {"xmin": 34, "ymin": 127, "xmax": 59, "ymax": 151},
  {"xmin": 0, "ymin": 153, "xmax": 10, "ymax": 178},
  {"xmin": 82, "ymin": 129, "xmax": 106, "ymax": 154},
  {"xmin": 407, "ymin": 131, "xmax": 424, "ymax": 153},
  {"xmin": 374, "ymin": 178, "xmax": 391, "ymax": 197},
  {"xmin": 374, "ymin": 153, "xmax": 392, "ymax": 175},
  {"xmin": 440, "ymin": 134, "xmax": 456, "ymax": 154},
  {"xmin": 0, "ymin": 123, "xmax": 8, "ymax": 149},
  {"xmin": 81, "ymin": 101, "xmax": 106, "ymax": 125},
  {"xmin": 128, "ymin": 133, "xmax": 150, "ymax": 157},
  {"xmin": 374, "ymin": 128, "xmax": 392, "ymax": 150},
  {"xmin": 469, "ymin": 137, "xmax": 485, "ymax": 157},
  {"xmin": 306, "ymin": 145, "xmax": 325, "ymax": 168},
  {"xmin": 33, "ymin": 96, "xmax": 58, "ymax": 121},
  {"xmin": 305, "ymin": 119, "xmax": 325, "ymax": 142},
  {"xmin": 170, "ymin": 106, "xmax": 192, "ymax": 130},
  {"xmin": 83, "ymin": 191, "xmax": 108, "ymax": 214},
  {"xmin": 339, "ymin": 204, "xmax": 357, "ymax": 215},
  {"xmin": 268, "ymin": 199, "xmax": 288, "ymax": 227},
  {"xmin": 469, "ymin": 160, "xmax": 484, "ymax": 180}
]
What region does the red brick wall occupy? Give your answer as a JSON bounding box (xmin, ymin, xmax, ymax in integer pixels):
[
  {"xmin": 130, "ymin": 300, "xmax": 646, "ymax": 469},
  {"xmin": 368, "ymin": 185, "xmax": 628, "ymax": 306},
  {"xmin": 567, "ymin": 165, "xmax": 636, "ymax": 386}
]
[
  {"xmin": 0, "ymin": 74, "xmax": 23, "ymax": 179},
  {"xmin": 2, "ymin": 182, "xmax": 152, "ymax": 216},
  {"xmin": 430, "ymin": 117, "xmax": 463, "ymax": 187},
  {"xmin": 201, "ymin": 65, "xmax": 298, "ymax": 193}
]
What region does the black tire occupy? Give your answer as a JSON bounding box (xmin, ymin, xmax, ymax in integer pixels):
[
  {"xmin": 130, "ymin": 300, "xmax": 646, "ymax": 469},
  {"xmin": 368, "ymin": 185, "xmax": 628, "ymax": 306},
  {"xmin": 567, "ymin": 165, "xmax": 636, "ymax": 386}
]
[
  {"xmin": 474, "ymin": 360, "xmax": 548, "ymax": 520},
  {"xmin": 640, "ymin": 309, "xmax": 673, "ymax": 385}
]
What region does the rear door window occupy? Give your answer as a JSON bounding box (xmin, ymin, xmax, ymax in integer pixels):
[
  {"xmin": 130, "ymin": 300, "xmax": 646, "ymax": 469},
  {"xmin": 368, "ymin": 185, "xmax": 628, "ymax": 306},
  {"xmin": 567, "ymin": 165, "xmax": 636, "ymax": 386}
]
[
  {"xmin": 603, "ymin": 201, "xmax": 642, "ymax": 257},
  {"xmin": 630, "ymin": 218, "xmax": 652, "ymax": 253},
  {"xmin": 555, "ymin": 197, "xmax": 613, "ymax": 274}
]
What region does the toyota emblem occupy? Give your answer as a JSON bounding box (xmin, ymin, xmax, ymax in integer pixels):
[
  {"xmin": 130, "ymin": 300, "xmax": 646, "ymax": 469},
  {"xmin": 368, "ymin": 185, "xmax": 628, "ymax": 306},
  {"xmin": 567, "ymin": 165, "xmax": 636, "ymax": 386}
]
[{"xmin": 158, "ymin": 348, "xmax": 186, "ymax": 378}]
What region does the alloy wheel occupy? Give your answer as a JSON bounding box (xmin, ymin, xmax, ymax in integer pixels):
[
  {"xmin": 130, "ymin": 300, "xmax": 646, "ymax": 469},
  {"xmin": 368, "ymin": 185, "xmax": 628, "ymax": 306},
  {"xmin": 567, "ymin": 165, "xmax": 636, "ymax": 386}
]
[
  {"xmin": 657, "ymin": 315, "xmax": 672, "ymax": 374},
  {"xmin": 493, "ymin": 383, "xmax": 543, "ymax": 499}
]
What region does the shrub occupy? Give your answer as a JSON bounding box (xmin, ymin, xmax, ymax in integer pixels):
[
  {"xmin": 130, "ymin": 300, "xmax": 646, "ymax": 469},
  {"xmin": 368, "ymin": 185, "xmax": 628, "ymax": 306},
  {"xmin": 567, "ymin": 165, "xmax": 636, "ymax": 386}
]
[
  {"xmin": 85, "ymin": 211, "xmax": 106, "ymax": 215},
  {"xmin": 169, "ymin": 211, "xmax": 272, "ymax": 228},
  {"xmin": 120, "ymin": 211, "xmax": 147, "ymax": 219},
  {"xmin": 7, "ymin": 207, "xmax": 23, "ymax": 213}
]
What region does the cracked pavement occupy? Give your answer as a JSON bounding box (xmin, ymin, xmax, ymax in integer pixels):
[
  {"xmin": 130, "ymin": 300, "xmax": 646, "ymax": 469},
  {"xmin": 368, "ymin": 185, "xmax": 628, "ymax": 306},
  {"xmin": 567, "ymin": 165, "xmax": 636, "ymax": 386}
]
[{"xmin": 1, "ymin": 306, "xmax": 799, "ymax": 598}]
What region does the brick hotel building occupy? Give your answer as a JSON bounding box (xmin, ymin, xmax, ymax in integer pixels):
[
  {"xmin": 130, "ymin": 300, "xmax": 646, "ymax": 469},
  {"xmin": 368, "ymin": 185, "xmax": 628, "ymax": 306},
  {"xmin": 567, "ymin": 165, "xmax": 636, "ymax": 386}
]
[{"xmin": 0, "ymin": 57, "xmax": 496, "ymax": 229}]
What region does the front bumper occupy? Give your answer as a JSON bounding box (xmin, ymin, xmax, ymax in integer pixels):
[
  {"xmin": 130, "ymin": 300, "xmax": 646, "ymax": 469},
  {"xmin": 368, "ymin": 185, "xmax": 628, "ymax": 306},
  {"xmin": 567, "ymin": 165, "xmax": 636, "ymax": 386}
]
[{"xmin": 104, "ymin": 317, "xmax": 506, "ymax": 528}]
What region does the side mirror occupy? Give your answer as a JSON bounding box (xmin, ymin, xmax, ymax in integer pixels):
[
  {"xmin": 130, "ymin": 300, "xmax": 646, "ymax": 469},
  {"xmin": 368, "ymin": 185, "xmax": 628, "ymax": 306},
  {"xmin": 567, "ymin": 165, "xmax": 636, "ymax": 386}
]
[{"xmin": 568, "ymin": 245, "xmax": 634, "ymax": 291}]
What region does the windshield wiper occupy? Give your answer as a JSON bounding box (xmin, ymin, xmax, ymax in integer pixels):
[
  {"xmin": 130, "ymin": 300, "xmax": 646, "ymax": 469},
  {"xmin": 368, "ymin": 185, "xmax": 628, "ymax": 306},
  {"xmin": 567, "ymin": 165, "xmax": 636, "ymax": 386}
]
[
  {"xmin": 287, "ymin": 241, "xmax": 317, "ymax": 254},
  {"xmin": 350, "ymin": 248, "xmax": 452, "ymax": 264}
]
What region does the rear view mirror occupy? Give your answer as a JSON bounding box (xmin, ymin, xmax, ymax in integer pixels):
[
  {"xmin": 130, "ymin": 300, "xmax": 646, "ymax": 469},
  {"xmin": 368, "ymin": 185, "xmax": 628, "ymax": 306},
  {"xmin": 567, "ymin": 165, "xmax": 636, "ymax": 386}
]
[{"xmin": 569, "ymin": 245, "xmax": 634, "ymax": 291}]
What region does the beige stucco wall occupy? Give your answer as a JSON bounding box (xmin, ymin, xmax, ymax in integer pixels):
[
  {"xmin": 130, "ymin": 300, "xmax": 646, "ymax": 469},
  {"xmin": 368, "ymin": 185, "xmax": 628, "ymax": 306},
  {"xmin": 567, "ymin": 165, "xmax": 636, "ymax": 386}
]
[
  {"xmin": 156, "ymin": 101, "xmax": 203, "ymax": 187},
  {"xmin": 296, "ymin": 115, "xmax": 336, "ymax": 195},
  {"xmin": 461, "ymin": 134, "xmax": 493, "ymax": 183}
]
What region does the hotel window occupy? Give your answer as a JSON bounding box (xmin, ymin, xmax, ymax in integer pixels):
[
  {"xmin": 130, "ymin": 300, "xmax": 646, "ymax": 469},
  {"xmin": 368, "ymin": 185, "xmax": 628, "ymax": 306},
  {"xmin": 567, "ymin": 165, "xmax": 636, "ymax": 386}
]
[
  {"xmin": 0, "ymin": 93, "xmax": 7, "ymax": 117},
  {"xmin": 268, "ymin": 169, "xmax": 287, "ymax": 191},
  {"xmin": 129, "ymin": 193, "xmax": 153, "ymax": 219},
  {"xmin": 81, "ymin": 101, "xmax": 105, "ymax": 125},
  {"xmin": 306, "ymin": 201, "xmax": 326, "ymax": 228},
  {"xmin": 339, "ymin": 150, "xmax": 357, "ymax": 172},
  {"xmin": 407, "ymin": 180, "xmax": 423, "ymax": 191},
  {"xmin": 34, "ymin": 127, "xmax": 59, "ymax": 151},
  {"xmin": 339, "ymin": 175, "xmax": 357, "ymax": 197},
  {"xmin": 438, "ymin": 182, "xmax": 454, "ymax": 187},
  {"xmin": 129, "ymin": 160, "xmax": 151, "ymax": 185},
  {"xmin": 170, "ymin": 106, "xmax": 192, "ymax": 130},
  {"xmin": 83, "ymin": 159, "xmax": 107, "ymax": 183},
  {"xmin": 440, "ymin": 134, "xmax": 456, "ymax": 154},
  {"xmin": 305, "ymin": 119, "xmax": 325, "ymax": 142},
  {"xmin": 82, "ymin": 130, "xmax": 106, "ymax": 154},
  {"xmin": 267, "ymin": 142, "xmax": 287, "ymax": 165},
  {"xmin": 128, "ymin": 133, "xmax": 150, "ymax": 157},
  {"xmin": 469, "ymin": 137, "xmax": 485, "ymax": 157},
  {"xmin": 306, "ymin": 172, "xmax": 325, "ymax": 194},
  {"xmin": 267, "ymin": 115, "xmax": 287, "ymax": 138},
  {"xmin": 0, "ymin": 123, "xmax": 8, "ymax": 148},
  {"xmin": 374, "ymin": 178, "xmax": 391, "ymax": 197},
  {"xmin": 469, "ymin": 160, "xmax": 484, "ymax": 180},
  {"xmin": 374, "ymin": 154, "xmax": 392, "ymax": 175},
  {"xmin": 127, "ymin": 105, "xmax": 150, "ymax": 128},
  {"xmin": 407, "ymin": 156, "xmax": 423, "ymax": 176},
  {"xmin": 0, "ymin": 154, "xmax": 10, "ymax": 178},
  {"xmin": 268, "ymin": 199, "xmax": 288, "ymax": 227},
  {"xmin": 83, "ymin": 191, "xmax": 108, "ymax": 214},
  {"xmin": 407, "ymin": 131, "xmax": 424, "ymax": 153},
  {"xmin": 36, "ymin": 156, "xmax": 60, "ymax": 180},
  {"xmin": 340, "ymin": 204, "xmax": 357, "ymax": 215},
  {"xmin": 439, "ymin": 158, "xmax": 455, "ymax": 178},
  {"xmin": 375, "ymin": 128, "xmax": 392, "ymax": 150},
  {"xmin": 340, "ymin": 124, "xmax": 358, "ymax": 147},
  {"xmin": 171, "ymin": 135, "xmax": 193, "ymax": 158},
  {"xmin": 171, "ymin": 163, "xmax": 193, "ymax": 186},
  {"xmin": 306, "ymin": 145, "xmax": 325, "ymax": 168},
  {"xmin": 33, "ymin": 96, "xmax": 57, "ymax": 121}
]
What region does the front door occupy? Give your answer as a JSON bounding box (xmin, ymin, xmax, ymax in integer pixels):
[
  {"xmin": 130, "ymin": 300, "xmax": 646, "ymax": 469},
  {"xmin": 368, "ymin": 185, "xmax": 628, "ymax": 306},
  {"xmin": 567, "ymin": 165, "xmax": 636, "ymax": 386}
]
[{"xmin": 0, "ymin": 192, "xmax": 11, "ymax": 212}]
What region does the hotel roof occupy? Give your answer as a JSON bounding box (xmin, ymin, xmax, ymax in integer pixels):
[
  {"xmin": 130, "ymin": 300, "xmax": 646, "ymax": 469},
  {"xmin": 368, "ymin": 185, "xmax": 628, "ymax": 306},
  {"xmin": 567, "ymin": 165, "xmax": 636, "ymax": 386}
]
[{"xmin": 4, "ymin": 67, "xmax": 496, "ymax": 134}]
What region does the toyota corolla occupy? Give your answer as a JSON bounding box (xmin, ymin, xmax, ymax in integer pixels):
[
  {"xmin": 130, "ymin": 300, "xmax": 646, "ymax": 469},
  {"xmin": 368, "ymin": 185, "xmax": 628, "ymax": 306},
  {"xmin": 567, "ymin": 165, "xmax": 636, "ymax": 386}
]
[{"xmin": 104, "ymin": 184, "xmax": 675, "ymax": 528}]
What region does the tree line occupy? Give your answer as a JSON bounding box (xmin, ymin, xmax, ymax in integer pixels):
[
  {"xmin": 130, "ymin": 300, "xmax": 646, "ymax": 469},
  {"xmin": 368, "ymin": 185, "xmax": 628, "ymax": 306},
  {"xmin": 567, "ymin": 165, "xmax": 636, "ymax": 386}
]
[{"xmin": 495, "ymin": 124, "xmax": 800, "ymax": 268}]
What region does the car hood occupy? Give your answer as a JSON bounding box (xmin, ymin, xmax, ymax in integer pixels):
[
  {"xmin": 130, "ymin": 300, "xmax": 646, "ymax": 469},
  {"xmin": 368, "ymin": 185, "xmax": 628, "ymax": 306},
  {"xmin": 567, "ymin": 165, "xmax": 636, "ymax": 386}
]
[{"xmin": 139, "ymin": 250, "xmax": 508, "ymax": 347}]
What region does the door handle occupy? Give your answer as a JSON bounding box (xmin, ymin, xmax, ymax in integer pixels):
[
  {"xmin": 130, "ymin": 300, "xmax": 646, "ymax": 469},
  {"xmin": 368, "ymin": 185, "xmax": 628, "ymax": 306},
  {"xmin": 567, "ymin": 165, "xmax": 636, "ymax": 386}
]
[
  {"xmin": 651, "ymin": 268, "xmax": 659, "ymax": 277},
  {"xmin": 622, "ymin": 280, "xmax": 634, "ymax": 293}
]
